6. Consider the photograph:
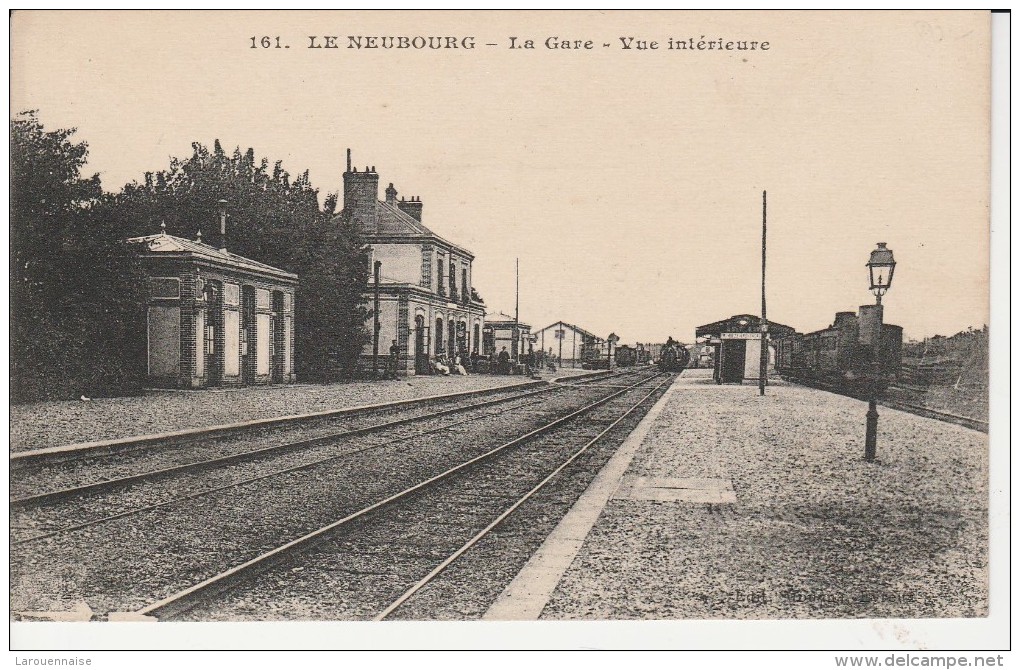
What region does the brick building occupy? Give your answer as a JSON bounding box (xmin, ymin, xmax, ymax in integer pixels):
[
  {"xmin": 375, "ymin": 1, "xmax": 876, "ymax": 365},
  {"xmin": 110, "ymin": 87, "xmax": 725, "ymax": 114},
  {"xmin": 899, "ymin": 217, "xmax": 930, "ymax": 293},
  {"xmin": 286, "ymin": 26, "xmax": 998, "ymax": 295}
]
[
  {"xmin": 336, "ymin": 151, "xmax": 486, "ymax": 375},
  {"xmin": 128, "ymin": 218, "xmax": 297, "ymax": 388}
]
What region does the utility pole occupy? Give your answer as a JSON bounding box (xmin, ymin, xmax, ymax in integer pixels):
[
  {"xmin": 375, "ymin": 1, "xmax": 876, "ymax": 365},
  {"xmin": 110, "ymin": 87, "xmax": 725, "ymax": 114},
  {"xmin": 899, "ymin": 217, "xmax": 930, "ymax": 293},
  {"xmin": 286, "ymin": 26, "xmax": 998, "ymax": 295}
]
[
  {"xmin": 372, "ymin": 260, "xmax": 381, "ymax": 379},
  {"xmin": 759, "ymin": 190, "xmax": 768, "ymax": 396},
  {"xmin": 514, "ymin": 257, "xmax": 520, "ymax": 363}
]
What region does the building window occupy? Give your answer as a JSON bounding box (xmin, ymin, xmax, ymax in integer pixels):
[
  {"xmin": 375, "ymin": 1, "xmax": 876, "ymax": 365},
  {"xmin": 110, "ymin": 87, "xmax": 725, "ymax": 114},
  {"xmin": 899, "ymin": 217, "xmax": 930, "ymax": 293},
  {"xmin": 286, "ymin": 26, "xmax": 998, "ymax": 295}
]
[
  {"xmin": 483, "ymin": 325, "xmax": 495, "ymax": 356},
  {"xmin": 420, "ymin": 245, "xmax": 432, "ymax": 289},
  {"xmin": 435, "ymin": 317, "xmax": 444, "ymax": 354},
  {"xmin": 462, "ymin": 267, "xmax": 469, "ymax": 304},
  {"xmin": 437, "ymin": 254, "xmax": 446, "ymax": 296},
  {"xmin": 449, "ymin": 258, "xmax": 457, "ymax": 301}
]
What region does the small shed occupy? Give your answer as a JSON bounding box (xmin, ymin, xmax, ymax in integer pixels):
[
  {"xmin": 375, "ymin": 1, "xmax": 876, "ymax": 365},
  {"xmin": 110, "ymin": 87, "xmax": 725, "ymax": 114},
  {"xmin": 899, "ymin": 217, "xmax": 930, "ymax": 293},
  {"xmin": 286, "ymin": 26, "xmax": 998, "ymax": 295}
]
[
  {"xmin": 483, "ymin": 311, "xmax": 532, "ymax": 362},
  {"xmin": 695, "ymin": 314, "xmax": 796, "ymax": 384},
  {"xmin": 128, "ymin": 225, "xmax": 298, "ymax": 388}
]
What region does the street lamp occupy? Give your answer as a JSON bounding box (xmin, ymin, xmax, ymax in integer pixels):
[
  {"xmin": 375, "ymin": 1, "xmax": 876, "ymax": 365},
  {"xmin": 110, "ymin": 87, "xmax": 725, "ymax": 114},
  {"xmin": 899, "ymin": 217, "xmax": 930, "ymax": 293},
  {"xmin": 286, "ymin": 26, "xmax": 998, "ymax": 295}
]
[
  {"xmin": 863, "ymin": 242, "xmax": 896, "ymax": 462},
  {"xmin": 867, "ymin": 242, "xmax": 896, "ymax": 305}
]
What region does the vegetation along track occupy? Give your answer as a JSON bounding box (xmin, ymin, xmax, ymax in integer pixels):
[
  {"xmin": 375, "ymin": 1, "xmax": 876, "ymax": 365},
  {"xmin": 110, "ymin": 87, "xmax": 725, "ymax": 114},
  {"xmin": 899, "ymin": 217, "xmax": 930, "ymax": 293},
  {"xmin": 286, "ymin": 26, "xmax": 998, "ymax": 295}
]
[
  {"xmin": 134, "ymin": 372, "xmax": 674, "ymax": 621},
  {"xmin": 10, "ymin": 369, "xmax": 667, "ymax": 618}
]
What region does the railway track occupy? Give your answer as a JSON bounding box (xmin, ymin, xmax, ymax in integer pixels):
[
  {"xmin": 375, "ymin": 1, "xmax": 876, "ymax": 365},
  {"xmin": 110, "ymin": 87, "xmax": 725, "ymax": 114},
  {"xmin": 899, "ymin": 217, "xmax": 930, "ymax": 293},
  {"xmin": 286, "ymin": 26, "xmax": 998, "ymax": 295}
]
[
  {"xmin": 11, "ymin": 369, "xmax": 670, "ymax": 619},
  {"xmin": 10, "ymin": 371, "xmax": 617, "ymax": 466},
  {"xmin": 10, "ymin": 369, "xmax": 653, "ymax": 545},
  {"xmin": 879, "ymin": 398, "xmax": 988, "ymax": 433},
  {"xmin": 10, "ymin": 369, "xmax": 633, "ymax": 501},
  {"xmin": 130, "ymin": 372, "xmax": 674, "ymax": 621},
  {"xmin": 781, "ymin": 375, "xmax": 988, "ymax": 433}
]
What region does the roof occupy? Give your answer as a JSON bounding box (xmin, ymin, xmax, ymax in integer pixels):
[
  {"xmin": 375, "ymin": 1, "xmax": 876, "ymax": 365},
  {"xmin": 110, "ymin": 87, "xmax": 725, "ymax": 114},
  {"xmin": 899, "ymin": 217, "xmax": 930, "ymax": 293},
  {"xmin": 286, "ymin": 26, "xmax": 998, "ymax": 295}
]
[
  {"xmin": 535, "ymin": 321, "xmax": 601, "ymax": 340},
  {"xmin": 485, "ymin": 312, "xmax": 532, "ymax": 330},
  {"xmin": 126, "ymin": 232, "xmax": 298, "ymax": 282},
  {"xmin": 695, "ymin": 314, "xmax": 796, "ymax": 339},
  {"xmin": 333, "ymin": 200, "xmax": 474, "ymax": 259}
]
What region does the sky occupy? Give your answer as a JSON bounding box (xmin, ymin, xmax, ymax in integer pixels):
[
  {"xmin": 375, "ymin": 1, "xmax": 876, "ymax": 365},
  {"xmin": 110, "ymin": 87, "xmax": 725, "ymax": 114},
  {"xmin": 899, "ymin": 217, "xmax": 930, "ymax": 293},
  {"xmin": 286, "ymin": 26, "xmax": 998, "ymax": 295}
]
[{"xmin": 10, "ymin": 10, "xmax": 992, "ymax": 343}]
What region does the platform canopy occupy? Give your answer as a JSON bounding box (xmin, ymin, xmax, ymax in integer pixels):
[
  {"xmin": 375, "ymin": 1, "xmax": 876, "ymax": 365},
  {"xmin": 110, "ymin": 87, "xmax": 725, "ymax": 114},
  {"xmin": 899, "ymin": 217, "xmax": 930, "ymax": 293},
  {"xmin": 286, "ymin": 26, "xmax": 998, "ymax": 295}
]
[{"xmin": 695, "ymin": 314, "xmax": 797, "ymax": 340}]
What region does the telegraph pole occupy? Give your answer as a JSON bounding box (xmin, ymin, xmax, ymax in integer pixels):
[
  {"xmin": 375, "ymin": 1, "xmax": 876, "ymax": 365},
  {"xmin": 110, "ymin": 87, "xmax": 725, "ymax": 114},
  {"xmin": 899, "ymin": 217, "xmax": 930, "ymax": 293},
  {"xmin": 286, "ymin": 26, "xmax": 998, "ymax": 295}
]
[
  {"xmin": 514, "ymin": 257, "xmax": 520, "ymax": 363},
  {"xmin": 759, "ymin": 190, "xmax": 768, "ymax": 396}
]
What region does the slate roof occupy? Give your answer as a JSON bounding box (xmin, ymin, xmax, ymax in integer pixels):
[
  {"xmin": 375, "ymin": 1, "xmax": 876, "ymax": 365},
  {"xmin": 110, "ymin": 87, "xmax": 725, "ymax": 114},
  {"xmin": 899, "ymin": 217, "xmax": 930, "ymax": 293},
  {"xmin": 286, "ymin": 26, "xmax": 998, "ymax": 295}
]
[
  {"xmin": 335, "ymin": 200, "xmax": 474, "ymax": 259},
  {"xmin": 126, "ymin": 232, "xmax": 298, "ymax": 281}
]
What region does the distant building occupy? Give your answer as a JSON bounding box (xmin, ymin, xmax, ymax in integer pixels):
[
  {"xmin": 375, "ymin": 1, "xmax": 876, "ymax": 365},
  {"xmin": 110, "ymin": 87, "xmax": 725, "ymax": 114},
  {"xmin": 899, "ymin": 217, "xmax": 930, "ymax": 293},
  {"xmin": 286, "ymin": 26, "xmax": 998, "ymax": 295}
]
[
  {"xmin": 534, "ymin": 321, "xmax": 602, "ymax": 367},
  {"xmin": 336, "ymin": 151, "xmax": 485, "ymax": 375},
  {"xmin": 128, "ymin": 221, "xmax": 297, "ymax": 388},
  {"xmin": 483, "ymin": 311, "xmax": 531, "ymax": 361}
]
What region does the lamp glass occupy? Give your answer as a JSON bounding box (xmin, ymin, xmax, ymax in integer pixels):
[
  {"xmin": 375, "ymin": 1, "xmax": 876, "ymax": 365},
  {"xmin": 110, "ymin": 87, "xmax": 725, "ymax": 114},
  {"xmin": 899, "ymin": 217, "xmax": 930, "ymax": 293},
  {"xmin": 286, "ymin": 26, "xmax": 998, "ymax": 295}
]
[{"xmin": 866, "ymin": 243, "xmax": 896, "ymax": 291}]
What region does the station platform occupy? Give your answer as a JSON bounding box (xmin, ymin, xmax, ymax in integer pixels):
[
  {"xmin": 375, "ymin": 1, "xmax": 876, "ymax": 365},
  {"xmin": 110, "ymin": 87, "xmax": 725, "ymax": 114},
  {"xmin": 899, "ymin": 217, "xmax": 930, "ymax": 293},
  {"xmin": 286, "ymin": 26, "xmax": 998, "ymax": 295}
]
[{"xmin": 485, "ymin": 368, "xmax": 988, "ymax": 620}]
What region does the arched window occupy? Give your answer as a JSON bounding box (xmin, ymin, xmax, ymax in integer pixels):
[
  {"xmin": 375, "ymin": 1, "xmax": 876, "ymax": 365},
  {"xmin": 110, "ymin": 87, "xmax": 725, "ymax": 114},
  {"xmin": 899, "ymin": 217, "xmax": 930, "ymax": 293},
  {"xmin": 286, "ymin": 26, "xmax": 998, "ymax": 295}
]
[{"xmin": 435, "ymin": 317, "xmax": 444, "ymax": 355}]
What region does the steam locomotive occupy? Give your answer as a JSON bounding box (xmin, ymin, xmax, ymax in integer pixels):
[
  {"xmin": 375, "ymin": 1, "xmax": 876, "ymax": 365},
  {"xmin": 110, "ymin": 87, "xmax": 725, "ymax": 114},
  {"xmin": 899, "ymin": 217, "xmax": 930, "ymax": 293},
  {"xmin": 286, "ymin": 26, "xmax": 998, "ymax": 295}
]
[{"xmin": 658, "ymin": 340, "xmax": 690, "ymax": 373}]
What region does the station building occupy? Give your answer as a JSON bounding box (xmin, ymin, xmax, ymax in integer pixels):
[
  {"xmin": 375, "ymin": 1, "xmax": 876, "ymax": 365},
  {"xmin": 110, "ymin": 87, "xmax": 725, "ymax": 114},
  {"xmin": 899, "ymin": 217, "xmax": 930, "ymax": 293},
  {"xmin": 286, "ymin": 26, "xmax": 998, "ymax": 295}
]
[
  {"xmin": 534, "ymin": 321, "xmax": 602, "ymax": 367},
  {"xmin": 129, "ymin": 220, "xmax": 298, "ymax": 389},
  {"xmin": 695, "ymin": 314, "xmax": 796, "ymax": 384},
  {"xmin": 336, "ymin": 151, "xmax": 486, "ymax": 376}
]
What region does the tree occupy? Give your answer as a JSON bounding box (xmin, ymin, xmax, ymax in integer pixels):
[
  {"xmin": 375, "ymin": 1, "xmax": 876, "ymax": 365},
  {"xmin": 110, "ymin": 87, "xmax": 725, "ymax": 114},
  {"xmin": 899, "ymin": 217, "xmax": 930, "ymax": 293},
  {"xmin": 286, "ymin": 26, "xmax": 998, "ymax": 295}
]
[
  {"xmin": 10, "ymin": 111, "xmax": 147, "ymax": 401},
  {"xmin": 109, "ymin": 141, "xmax": 371, "ymax": 380}
]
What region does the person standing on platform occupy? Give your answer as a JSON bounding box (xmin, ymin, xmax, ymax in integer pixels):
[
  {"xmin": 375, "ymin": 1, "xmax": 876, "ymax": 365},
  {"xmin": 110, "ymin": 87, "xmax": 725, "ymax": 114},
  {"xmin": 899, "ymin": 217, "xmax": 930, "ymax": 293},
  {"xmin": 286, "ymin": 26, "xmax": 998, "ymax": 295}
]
[
  {"xmin": 498, "ymin": 346, "xmax": 511, "ymax": 375},
  {"xmin": 387, "ymin": 339, "xmax": 400, "ymax": 380}
]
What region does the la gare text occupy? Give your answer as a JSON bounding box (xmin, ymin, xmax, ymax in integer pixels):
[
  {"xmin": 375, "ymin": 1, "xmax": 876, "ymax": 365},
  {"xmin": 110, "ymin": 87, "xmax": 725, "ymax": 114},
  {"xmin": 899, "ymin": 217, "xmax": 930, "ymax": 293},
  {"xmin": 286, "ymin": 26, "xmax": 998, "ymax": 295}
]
[{"xmin": 253, "ymin": 36, "xmax": 771, "ymax": 51}]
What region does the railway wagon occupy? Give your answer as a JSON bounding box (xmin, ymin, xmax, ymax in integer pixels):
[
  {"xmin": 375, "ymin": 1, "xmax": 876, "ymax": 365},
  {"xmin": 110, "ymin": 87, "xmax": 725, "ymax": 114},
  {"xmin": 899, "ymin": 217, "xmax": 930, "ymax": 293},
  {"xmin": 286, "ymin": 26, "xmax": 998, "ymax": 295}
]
[
  {"xmin": 775, "ymin": 311, "xmax": 902, "ymax": 392},
  {"xmin": 614, "ymin": 345, "xmax": 637, "ymax": 367}
]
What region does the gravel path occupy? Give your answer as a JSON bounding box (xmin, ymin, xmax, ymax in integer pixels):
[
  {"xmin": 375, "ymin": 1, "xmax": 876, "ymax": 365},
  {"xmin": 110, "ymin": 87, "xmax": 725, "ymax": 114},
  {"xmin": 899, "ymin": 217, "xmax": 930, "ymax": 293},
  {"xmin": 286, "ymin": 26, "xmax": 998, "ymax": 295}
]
[
  {"xmin": 9, "ymin": 372, "xmax": 589, "ymax": 453},
  {"xmin": 541, "ymin": 369, "xmax": 988, "ymax": 619}
]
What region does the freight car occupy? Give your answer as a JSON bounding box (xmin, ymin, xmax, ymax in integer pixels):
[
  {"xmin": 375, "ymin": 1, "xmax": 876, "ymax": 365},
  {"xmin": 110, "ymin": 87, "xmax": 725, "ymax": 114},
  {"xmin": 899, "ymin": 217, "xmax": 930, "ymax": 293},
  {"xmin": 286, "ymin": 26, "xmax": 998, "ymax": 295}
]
[
  {"xmin": 774, "ymin": 311, "xmax": 902, "ymax": 396},
  {"xmin": 614, "ymin": 345, "xmax": 637, "ymax": 367}
]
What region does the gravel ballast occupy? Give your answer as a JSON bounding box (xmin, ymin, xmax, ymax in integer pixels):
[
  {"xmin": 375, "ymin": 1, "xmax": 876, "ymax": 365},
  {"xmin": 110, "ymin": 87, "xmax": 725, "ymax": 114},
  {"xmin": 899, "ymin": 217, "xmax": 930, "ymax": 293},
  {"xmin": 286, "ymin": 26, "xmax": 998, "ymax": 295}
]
[
  {"xmin": 539, "ymin": 370, "xmax": 988, "ymax": 619},
  {"xmin": 10, "ymin": 371, "xmax": 654, "ymax": 617},
  {"xmin": 9, "ymin": 372, "xmax": 590, "ymax": 453}
]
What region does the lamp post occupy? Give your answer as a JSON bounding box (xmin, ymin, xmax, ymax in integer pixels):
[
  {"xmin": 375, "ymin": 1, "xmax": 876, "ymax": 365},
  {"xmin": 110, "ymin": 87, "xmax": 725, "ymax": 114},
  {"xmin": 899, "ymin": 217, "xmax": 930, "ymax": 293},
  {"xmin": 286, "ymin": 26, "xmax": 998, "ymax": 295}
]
[{"xmin": 863, "ymin": 242, "xmax": 896, "ymax": 462}]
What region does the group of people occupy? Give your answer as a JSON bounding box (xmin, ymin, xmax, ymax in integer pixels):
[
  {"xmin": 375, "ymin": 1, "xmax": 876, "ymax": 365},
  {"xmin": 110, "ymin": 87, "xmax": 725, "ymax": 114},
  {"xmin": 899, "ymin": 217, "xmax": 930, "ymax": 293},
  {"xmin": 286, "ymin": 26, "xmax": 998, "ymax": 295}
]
[
  {"xmin": 430, "ymin": 353, "xmax": 469, "ymax": 376},
  {"xmin": 384, "ymin": 340, "xmax": 541, "ymax": 378}
]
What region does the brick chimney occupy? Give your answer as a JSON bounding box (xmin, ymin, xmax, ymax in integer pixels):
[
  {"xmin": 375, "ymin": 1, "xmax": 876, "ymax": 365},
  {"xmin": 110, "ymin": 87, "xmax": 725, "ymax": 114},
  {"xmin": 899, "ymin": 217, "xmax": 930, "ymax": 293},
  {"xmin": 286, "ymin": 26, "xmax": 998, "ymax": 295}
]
[
  {"xmin": 341, "ymin": 149, "xmax": 379, "ymax": 229},
  {"xmin": 397, "ymin": 195, "xmax": 423, "ymax": 222}
]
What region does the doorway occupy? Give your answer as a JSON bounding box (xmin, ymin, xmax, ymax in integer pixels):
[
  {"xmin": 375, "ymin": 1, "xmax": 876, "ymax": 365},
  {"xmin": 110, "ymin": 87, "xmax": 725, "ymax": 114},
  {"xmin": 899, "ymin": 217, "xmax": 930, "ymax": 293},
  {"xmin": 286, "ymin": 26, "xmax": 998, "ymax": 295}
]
[
  {"xmin": 241, "ymin": 286, "xmax": 256, "ymax": 384},
  {"xmin": 720, "ymin": 340, "xmax": 746, "ymax": 383},
  {"xmin": 204, "ymin": 281, "xmax": 222, "ymax": 387},
  {"xmin": 271, "ymin": 291, "xmax": 285, "ymax": 384},
  {"xmin": 415, "ymin": 315, "xmax": 430, "ymax": 375}
]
